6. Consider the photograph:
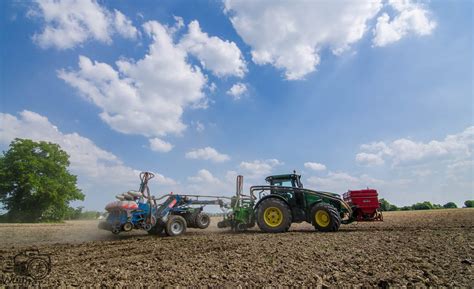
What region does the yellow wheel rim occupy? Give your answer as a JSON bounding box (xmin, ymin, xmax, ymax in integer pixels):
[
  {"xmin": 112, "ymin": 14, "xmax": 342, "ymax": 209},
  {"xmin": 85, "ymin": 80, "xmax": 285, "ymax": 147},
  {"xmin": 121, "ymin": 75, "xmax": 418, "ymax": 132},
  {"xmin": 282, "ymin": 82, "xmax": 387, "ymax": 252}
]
[
  {"xmin": 315, "ymin": 210, "xmax": 330, "ymax": 227},
  {"xmin": 263, "ymin": 207, "xmax": 283, "ymax": 227}
]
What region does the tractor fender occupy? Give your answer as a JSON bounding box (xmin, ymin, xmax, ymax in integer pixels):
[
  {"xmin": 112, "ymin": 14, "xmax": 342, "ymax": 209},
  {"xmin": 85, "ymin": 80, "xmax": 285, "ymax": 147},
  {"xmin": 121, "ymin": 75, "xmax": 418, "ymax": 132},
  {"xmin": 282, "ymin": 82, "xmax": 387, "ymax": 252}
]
[
  {"xmin": 255, "ymin": 194, "xmax": 290, "ymax": 212},
  {"xmin": 309, "ymin": 199, "xmax": 342, "ymax": 210}
]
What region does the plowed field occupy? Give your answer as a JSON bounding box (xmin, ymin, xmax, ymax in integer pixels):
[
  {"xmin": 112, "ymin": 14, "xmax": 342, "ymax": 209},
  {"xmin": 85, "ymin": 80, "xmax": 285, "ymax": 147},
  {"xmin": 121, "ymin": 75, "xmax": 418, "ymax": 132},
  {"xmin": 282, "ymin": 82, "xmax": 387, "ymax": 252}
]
[{"xmin": 1, "ymin": 209, "xmax": 473, "ymax": 287}]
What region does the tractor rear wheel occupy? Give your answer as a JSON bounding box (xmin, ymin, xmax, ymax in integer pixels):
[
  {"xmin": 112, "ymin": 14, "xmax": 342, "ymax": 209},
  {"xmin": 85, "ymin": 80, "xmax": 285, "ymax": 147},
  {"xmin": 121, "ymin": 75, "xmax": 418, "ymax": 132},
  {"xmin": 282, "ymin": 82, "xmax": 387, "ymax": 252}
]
[
  {"xmin": 195, "ymin": 213, "xmax": 211, "ymax": 229},
  {"xmin": 256, "ymin": 198, "xmax": 291, "ymax": 233},
  {"xmin": 311, "ymin": 203, "xmax": 341, "ymax": 232},
  {"xmin": 165, "ymin": 215, "xmax": 187, "ymax": 236}
]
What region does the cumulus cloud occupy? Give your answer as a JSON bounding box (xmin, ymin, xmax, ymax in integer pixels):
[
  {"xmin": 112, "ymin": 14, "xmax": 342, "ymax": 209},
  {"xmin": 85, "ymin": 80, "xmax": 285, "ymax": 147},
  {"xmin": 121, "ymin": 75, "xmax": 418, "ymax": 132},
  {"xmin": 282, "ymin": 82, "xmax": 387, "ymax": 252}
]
[
  {"xmin": 239, "ymin": 159, "xmax": 282, "ymax": 179},
  {"xmin": 224, "ymin": 0, "xmax": 436, "ymax": 80},
  {"xmin": 185, "ymin": 147, "xmax": 230, "ymax": 162},
  {"xmin": 30, "ymin": 0, "xmax": 138, "ymax": 50},
  {"xmin": 307, "ymin": 127, "xmax": 473, "ymax": 205},
  {"xmin": 356, "ymin": 127, "xmax": 474, "ymax": 166},
  {"xmin": 186, "ymin": 169, "xmax": 238, "ymax": 197},
  {"xmin": 59, "ymin": 20, "xmax": 207, "ymax": 141},
  {"xmin": 113, "ymin": 9, "xmax": 139, "ymax": 40},
  {"xmin": 149, "ymin": 137, "xmax": 173, "ymax": 153},
  {"xmin": 226, "ymin": 83, "xmax": 247, "ymax": 100},
  {"xmin": 224, "ymin": 0, "xmax": 382, "ymax": 80},
  {"xmin": 179, "ymin": 20, "xmax": 247, "ymax": 78},
  {"xmin": 0, "ymin": 111, "xmax": 176, "ymax": 190},
  {"xmin": 355, "ymin": 152, "xmax": 385, "ymax": 166},
  {"xmin": 304, "ymin": 162, "xmax": 327, "ymax": 171},
  {"xmin": 307, "ymin": 172, "xmax": 384, "ymax": 193},
  {"xmin": 187, "ymin": 169, "xmax": 222, "ymax": 184},
  {"xmin": 373, "ymin": 0, "xmax": 436, "ymax": 47}
]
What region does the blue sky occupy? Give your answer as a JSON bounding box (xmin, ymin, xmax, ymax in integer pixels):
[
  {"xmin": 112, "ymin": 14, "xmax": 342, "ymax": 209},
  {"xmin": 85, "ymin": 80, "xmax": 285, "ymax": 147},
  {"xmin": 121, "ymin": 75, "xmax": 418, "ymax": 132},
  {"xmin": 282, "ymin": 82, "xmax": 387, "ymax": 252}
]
[{"xmin": 1, "ymin": 0, "xmax": 472, "ymax": 210}]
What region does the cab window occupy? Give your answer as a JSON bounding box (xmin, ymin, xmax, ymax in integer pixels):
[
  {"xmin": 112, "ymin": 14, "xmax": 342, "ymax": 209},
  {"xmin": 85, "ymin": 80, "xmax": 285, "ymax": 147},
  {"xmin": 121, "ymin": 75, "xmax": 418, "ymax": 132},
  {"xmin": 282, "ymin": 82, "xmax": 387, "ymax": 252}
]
[{"xmin": 273, "ymin": 180, "xmax": 293, "ymax": 187}]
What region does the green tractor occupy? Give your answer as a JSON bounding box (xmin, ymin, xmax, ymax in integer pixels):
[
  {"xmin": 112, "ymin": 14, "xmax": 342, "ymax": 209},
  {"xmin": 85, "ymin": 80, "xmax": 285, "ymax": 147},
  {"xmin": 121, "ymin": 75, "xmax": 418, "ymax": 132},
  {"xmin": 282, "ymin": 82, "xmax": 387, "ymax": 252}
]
[{"xmin": 218, "ymin": 172, "xmax": 354, "ymax": 232}]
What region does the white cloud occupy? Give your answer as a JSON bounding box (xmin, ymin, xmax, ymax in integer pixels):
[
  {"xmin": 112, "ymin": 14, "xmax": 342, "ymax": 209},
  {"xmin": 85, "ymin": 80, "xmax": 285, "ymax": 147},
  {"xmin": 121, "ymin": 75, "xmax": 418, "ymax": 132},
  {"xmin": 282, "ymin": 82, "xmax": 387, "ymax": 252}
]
[
  {"xmin": 187, "ymin": 169, "xmax": 223, "ymax": 184},
  {"xmin": 149, "ymin": 137, "xmax": 173, "ymax": 153},
  {"xmin": 373, "ymin": 0, "xmax": 436, "ymax": 47},
  {"xmin": 307, "ymin": 172, "xmax": 384, "ymax": 193},
  {"xmin": 179, "ymin": 20, "xmax": 247, "ymax": 78},
  {"xmin": 185, "ymin": 147, "xmax": 230, "ymax": 162},
  {"xmin": 59, "ymin": 20, "xmax": 207, "ymax": 140},
  {"xmin": 0, "ymin": 111, "xmax": 176, "ymax": 191},
  {"xmin": 357, "ymin": 127, "xmax": 474, "ymax": 166},
  {"xmin": 348, "ymin": 127, "xmax": 474, "ymax": 206},
  {"xmin": 226, "ymin": 83, "xmax": 247, "ymax": 100},
  {"xmin": 185, "ymin": 169, "xmax": 240, "ymax": 199},
  {"xmin": 224, "ymin": 0, "xmax": 382, "ymax": 80},
  {"xmin": 355, "ymin": 152, "xmax": 385, "ymax": 166},
  {"xmin": 113, "ymin": 9, "xmax": 139, "ymax": 40},
  {"xmin": 30, "ymin": 0, "xmax": 138, "ymax": 50},
  {"xmin": 224, "ymin": 0, "xmax": 437, "ymax": 79},
  {"xmin": 239, "ymin": 159, "xmax": 282, "ymax": 178},
  {"xmin": 304, "ymin": 162, "xmax": 327, "ymax": 171}
]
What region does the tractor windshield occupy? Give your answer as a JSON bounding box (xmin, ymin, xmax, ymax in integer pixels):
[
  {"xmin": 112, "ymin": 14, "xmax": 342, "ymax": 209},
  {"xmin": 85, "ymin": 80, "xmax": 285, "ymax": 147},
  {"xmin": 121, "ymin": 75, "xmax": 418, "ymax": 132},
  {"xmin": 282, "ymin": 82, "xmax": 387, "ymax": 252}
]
[{"xmin": 273, "ymin": 180, "xmax": 292, "ymax": 187}]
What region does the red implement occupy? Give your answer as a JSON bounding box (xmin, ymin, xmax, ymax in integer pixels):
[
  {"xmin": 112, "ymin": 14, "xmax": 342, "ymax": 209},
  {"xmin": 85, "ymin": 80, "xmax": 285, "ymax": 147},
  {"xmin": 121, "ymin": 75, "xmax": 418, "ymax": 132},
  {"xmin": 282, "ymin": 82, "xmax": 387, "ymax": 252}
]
[{"xmin": 343, "ymin": 189, "xmax": 383, "ymax": 221}]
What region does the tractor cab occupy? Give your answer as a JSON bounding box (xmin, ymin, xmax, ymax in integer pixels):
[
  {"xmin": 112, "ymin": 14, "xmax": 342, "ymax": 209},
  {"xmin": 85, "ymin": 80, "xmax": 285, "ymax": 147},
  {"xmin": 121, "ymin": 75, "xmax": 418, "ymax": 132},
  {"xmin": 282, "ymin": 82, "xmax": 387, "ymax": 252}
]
[
  {"xmin": 265, "ymin": 173, "xmax": 303, "ymax": 189},
  {"xmin": 265, "ymin": 173, "xmax": 306, "ymax": 220}
]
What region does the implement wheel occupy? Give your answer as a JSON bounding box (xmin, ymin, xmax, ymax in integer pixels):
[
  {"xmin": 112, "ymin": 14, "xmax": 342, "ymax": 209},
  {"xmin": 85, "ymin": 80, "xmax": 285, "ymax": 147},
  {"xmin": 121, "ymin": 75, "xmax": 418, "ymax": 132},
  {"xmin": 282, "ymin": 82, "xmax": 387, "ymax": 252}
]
[
  {"xmin": 311, "ymin": 203, "xmax": 341, "ymax": 232},
  {"xmin": 256, "ymin": 198, "xmax": 291, "ymax": 233},
  {"xmin": 165, "ymin": 215, "xmax": 187, "ymax": 236},
  {"xmin": 195, "ymin": 213, "xmax": 210, "ymax": 229}
]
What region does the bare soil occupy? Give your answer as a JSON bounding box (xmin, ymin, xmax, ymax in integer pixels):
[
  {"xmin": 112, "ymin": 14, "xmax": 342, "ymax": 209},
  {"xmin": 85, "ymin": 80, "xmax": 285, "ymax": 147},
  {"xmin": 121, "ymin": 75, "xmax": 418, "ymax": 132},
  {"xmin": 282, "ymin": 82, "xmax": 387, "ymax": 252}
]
[{"xmin": 0, "ymin": 209, "xmax": 473, "ymax": 287}]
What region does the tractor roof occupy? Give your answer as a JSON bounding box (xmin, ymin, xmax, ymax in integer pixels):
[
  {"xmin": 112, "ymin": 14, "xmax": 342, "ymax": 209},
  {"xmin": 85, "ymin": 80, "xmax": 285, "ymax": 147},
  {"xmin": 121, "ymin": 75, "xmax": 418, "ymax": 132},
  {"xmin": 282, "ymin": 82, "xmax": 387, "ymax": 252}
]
[{"xmin": 265, "ymin": 173, "xmax": 300, "ymax": 182}]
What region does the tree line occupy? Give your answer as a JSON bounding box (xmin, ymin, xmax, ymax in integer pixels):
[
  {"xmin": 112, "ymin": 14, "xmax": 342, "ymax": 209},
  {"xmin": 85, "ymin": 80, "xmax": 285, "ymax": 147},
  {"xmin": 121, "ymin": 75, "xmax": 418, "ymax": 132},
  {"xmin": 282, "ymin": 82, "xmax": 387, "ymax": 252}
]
[
  {"xmin": 379, "ymin": 199, "xmax": 474, "ymax": 211},
  {"xmin": 64, "ymin": 206, "xmax": 103, "ymax": 220}
]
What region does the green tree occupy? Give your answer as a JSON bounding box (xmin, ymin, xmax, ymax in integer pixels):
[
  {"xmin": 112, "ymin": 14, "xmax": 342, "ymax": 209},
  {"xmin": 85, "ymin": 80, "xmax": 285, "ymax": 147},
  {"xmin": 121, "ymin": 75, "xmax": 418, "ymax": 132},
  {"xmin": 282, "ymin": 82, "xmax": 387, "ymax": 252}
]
[
  {"xmin": 65, "ymin": 206, "xmax": 84, "ymax": 220},
  {"xmin": 411, "ymin": 201, "xmax": 433, "ymax": 210},
  {"xmin": 379, "ymin": 198, "xmax": 398, "ymax": 211},
  {"xmin": 464, "ymin": 200, "xmax": 474, "ymax": 208},
  {"xmin": 0, "ymin": 139, "xmax": 84, "ymax": 222},
  {"xmin": 432, "ymin": 203, "xmax": 442, "ymax": 209},
  {"xmin": 443, "ymin": 202, "xmax": 457, "ymax": 209}
]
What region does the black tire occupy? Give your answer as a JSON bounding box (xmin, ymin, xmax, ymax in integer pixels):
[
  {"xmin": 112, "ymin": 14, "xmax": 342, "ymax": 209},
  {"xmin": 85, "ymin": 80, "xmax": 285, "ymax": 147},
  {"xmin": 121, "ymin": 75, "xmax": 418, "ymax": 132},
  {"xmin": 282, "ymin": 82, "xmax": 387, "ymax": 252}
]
[
  {"xmin": 184, "ymin": 213, "xmax": 196, "ymax": 228},
  {"xmin": 311, "ymin": 203, "xmax": 341, "ymax": 232},
  {"xmin": 195, "ymin": 213, "xmax": 211, "ymax": 229},
  {"xmin": 147, "ymin": 223, "xmax": 164, "ymax": 235},
  {"xmin": 256, "ymin": 198, "xmax": 292, "ymax": 233},
  {"xmin": 122, "ymin": 222, "xmax": 133, "ymax": 232},
  {"xmin": 165, "ymin": 215, "xmax": 187, "ymax": 236}
]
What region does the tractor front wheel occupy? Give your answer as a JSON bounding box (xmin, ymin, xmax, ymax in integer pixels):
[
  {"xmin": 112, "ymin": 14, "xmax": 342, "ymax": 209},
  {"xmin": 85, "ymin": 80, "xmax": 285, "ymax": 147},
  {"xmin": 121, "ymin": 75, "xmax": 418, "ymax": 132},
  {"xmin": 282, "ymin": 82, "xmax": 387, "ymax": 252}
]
[
  {"xmin": 311, "ymin": 203, "xmax": 341, "ymax": 232},
  {"xmin": 165, "ymin": 215, "xmax": 187, "ymax": 236},
  {"xmin": 256, "ymin": 198, "xmax": 291, "ymax": 233}
]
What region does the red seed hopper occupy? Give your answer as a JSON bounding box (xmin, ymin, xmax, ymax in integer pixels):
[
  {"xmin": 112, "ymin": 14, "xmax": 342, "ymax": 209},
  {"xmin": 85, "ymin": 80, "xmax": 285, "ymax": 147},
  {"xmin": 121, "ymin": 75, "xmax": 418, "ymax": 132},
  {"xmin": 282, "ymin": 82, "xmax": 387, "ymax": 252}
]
[{"xmin": 343, "ymin": 189, "xmax": 383, "ymax": 221}]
